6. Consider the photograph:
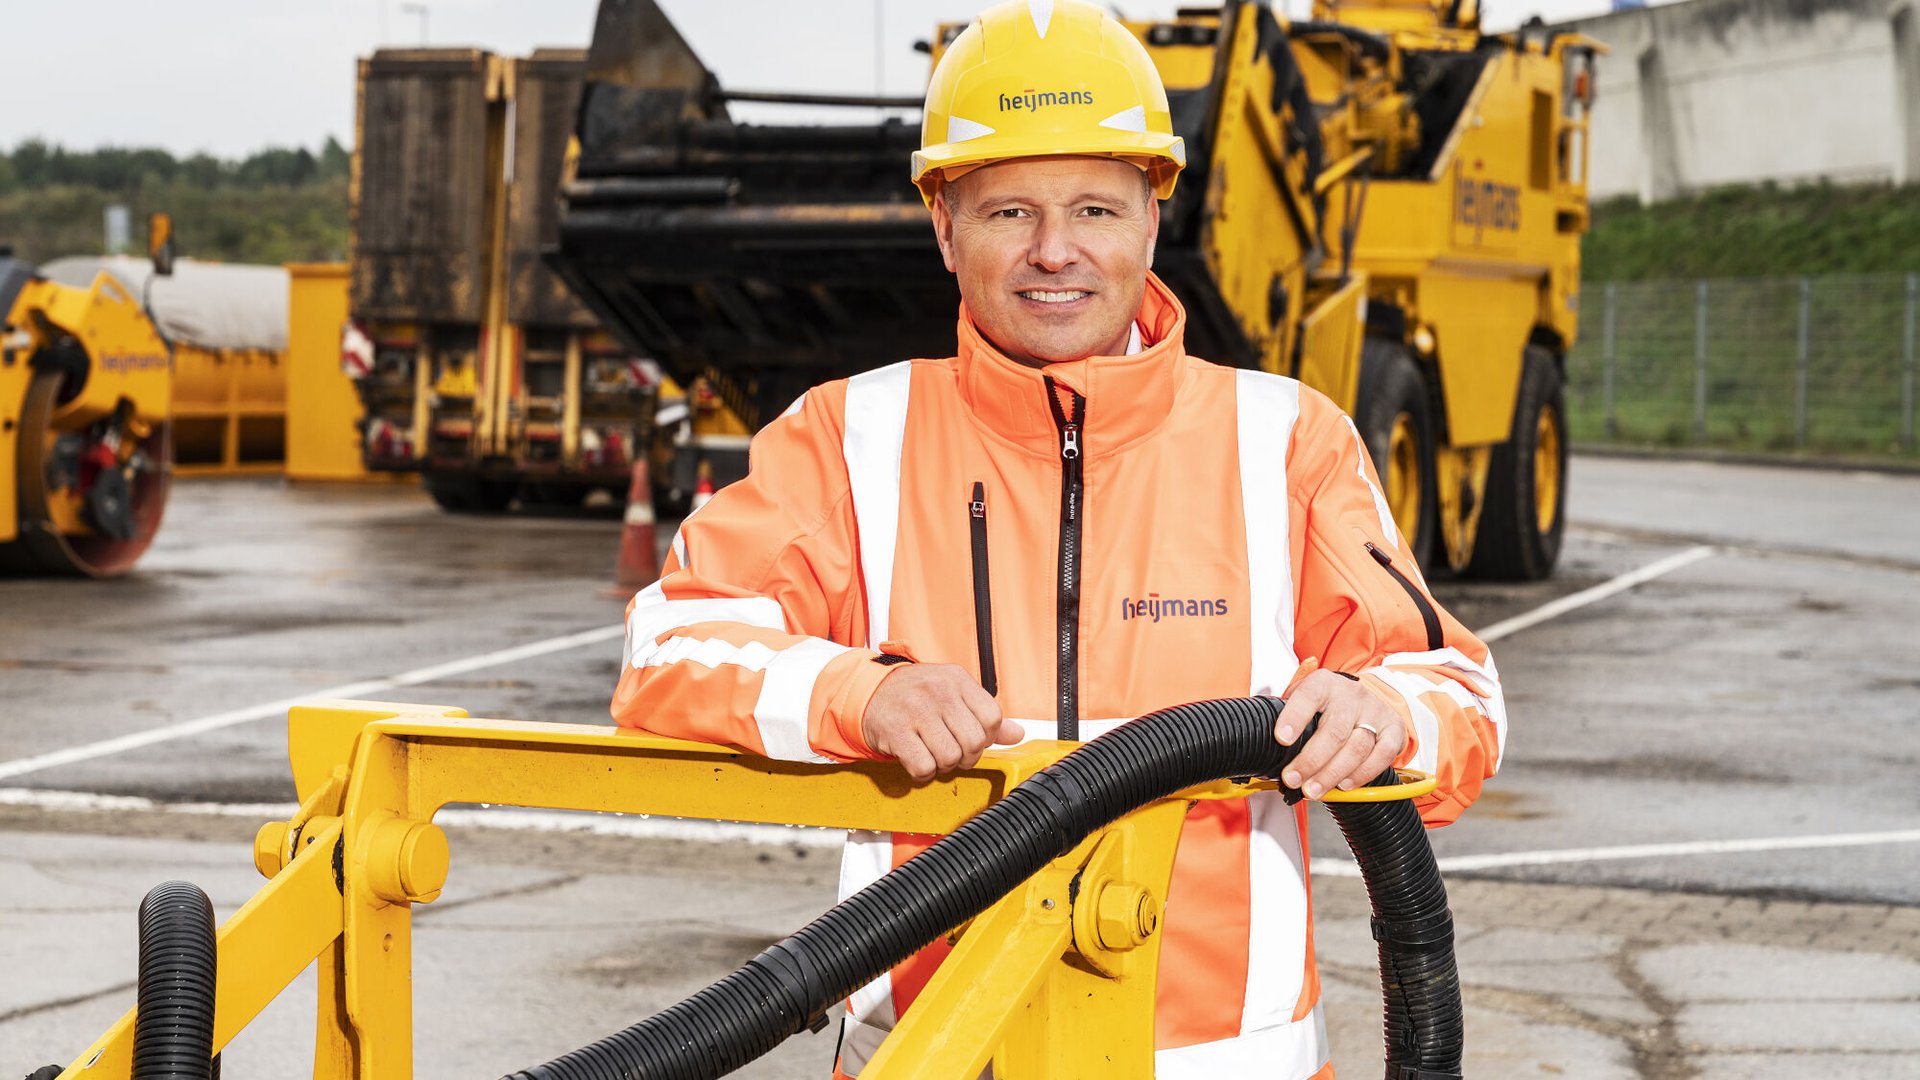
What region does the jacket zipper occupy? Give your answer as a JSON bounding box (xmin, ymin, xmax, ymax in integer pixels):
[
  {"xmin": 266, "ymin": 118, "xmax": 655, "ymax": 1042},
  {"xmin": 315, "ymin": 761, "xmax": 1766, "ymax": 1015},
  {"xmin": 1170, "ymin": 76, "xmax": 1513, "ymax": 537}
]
[
  {"xmin": 1044, "ymin": 378, "xmax": 1086, "ymax": 740},
  {"xmin": 1366, "ymin": 542, "xmax": 1443, "ymax": 651},
  {"xmin": 968, "ymin": 481, "xmax": 999, "ymax": 698}
]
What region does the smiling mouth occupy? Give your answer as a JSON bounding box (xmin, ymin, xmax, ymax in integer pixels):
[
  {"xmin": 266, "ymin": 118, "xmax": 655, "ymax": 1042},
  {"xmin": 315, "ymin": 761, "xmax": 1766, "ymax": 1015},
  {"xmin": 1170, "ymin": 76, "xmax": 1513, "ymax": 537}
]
[{"xmin": 1018, "ymin": 290, "xmax": 1092, "ymax": 303}]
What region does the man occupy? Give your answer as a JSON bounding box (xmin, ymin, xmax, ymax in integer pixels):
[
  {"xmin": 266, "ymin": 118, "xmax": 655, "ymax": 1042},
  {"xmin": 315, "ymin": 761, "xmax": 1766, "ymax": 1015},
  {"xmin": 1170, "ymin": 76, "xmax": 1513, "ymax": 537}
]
[{"xmin": 610, "ymin": 2, "xmax": 1504, "ymax": 1076}]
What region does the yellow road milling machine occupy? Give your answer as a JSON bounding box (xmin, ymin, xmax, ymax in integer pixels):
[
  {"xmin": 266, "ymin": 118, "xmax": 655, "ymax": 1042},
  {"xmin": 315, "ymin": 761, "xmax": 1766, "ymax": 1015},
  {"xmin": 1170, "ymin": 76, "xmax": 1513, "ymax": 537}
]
[
  {"xmin": 0, "ymin": 234, "xmax": 175, "ymax": 577},
  {"xmin": 551, "ymin": 0, "xmax": 1600, "ymax": 577}
]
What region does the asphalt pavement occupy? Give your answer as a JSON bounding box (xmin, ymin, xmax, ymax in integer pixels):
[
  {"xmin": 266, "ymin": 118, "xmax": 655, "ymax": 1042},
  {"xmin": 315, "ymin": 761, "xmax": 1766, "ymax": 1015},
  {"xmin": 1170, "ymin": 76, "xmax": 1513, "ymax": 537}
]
[{"xmin": 2, "ymin": 454, "xmax": 1916, "ymax": 1078}]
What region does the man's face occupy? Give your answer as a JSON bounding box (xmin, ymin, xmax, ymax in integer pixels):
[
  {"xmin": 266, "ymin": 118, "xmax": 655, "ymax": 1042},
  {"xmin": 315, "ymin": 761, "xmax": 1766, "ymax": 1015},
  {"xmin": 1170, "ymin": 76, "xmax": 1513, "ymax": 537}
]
[{"xmin": 930, "ymin": 156, "xmax": 1159, "ymax": 367}]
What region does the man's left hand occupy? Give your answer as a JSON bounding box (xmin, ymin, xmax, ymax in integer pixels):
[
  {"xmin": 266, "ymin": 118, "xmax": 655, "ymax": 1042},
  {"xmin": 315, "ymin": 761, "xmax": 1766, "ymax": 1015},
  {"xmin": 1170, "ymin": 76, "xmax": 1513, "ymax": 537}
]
[{"xmin": 1274, "ymin": 670, "xmax": 1407, "ymax": 799}]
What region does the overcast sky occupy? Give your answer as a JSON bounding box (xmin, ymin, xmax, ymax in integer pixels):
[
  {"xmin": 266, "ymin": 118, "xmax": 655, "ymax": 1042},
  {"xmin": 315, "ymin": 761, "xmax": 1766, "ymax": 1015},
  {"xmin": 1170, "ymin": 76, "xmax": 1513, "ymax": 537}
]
[{"xmin": 2, "ymin": 0, "xmax": 1634, "ymax": 158}]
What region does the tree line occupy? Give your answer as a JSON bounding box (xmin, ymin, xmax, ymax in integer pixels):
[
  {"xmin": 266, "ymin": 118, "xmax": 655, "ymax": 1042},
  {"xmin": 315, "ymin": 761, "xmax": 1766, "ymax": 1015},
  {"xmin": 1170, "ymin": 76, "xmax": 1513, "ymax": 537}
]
[
  {"xmin": 0, "ymin": 138, "xmax": 351, "ymax": 194},
  {"xmin": 0, "ymin": 139, "xmax": 351, "ymax": 266}
]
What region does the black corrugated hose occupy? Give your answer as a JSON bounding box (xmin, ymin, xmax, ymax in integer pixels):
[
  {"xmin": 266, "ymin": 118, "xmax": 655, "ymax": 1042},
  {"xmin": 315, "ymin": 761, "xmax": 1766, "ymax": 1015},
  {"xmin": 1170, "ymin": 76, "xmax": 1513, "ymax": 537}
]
[
  {"xmin": 1328, "ymin": 778, "xmax": 1465, "ymax": 1080},
  {"xmin": 504, "ymin": 696, "xmax": 1462, "ymax": 1080},
  {"xmin": 132, "ymin": 880, "xmax": 220, "ymax": 1080}
]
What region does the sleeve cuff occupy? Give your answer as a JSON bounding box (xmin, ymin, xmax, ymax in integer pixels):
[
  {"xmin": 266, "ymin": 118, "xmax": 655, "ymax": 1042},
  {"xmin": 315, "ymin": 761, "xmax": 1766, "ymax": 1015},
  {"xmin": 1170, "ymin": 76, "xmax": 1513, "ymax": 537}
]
[{"xmin": 827, "ymin": 649, "xmax": 913, "ymax": 759}]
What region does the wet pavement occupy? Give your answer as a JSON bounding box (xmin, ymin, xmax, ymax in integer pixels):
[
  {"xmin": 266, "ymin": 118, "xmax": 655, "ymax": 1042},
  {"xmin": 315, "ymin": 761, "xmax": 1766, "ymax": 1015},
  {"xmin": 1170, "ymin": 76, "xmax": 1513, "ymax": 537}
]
[{"xmin": 3, "ymin": 455, "xmax": 1917, "ymax": 1078}]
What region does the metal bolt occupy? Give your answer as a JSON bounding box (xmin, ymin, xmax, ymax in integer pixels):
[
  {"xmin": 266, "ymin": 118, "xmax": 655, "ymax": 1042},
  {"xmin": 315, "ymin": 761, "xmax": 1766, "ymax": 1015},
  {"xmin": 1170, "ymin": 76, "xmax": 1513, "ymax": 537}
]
[
  {"xmin": 368, "ymin": 819, "xmax": 450, "ymax": 905},
  {"xmin": 1095, "ymin": 884, "xmax": 1159, "ymax": 951},
  {"xmin": 1040, "ymin": 898, "xmax": 1055, "ymax": 911},
  {"xmin": 253, "ymin": 821, "xmax": 290, "ymax": 878}
]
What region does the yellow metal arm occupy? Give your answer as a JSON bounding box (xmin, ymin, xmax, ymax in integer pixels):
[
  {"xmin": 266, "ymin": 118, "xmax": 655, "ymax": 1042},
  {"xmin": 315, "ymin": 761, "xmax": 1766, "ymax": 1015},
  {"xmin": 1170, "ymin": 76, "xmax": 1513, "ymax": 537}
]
[{"xmin": 52, "ymin": 700, "xmax": 1440, "ymax": 1080}]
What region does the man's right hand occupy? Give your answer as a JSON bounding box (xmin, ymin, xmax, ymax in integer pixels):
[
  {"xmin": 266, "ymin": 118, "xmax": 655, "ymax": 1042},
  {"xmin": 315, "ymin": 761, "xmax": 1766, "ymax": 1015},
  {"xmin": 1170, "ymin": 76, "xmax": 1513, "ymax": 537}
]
[{"xmin": 860, "ymin": 663, "xmax": 1022, "ymax": 782}]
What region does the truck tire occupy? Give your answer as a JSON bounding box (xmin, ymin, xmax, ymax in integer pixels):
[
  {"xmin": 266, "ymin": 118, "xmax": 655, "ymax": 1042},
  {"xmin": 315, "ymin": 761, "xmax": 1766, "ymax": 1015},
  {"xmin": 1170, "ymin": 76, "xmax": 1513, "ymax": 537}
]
[
  {"xmin": 425, "ymin": 472, "xmax": 516, "ymax": 514},
  {"xmin": 1467, "ymin": 346, "xmax": 1566, "ymax": 580},
  {"xmin": 521, "ymin": 482, "xmax": 590, "ymax": 509},
  {"xmin": 1353, "ymin": 338, "xmax": 1438, "ymax": 571}
]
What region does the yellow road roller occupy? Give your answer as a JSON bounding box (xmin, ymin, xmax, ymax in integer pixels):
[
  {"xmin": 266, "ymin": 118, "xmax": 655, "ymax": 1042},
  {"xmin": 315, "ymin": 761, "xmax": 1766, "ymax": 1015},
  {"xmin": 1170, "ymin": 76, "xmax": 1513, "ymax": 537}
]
[{"xmin": 0, "ymin": 225, "xmax": 175, "ymax": 577}]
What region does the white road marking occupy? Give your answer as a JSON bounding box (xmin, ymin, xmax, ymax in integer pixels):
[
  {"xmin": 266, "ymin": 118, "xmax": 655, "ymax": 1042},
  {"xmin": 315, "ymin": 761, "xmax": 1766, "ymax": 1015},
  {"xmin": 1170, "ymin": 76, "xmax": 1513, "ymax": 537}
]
[
  {"xmin": 8, "ymin": 786, "xmax": 1915, "ymax": 870},
  {"xmin": 1311, "ymin": 826, "xmax": 1920, "ymax": 877},
  {"xmin": 0, "ymin": 624, "xmax": 625, "ymax": 781},
  {"xmin": 0, "ymin": 786, "xmax": 844, "ymax": 849},
  {"xmin": 1473, "ymin": 545, "xmax": 1716, "ymax": 644},
  {"xmin": 0, "ymin": 542, "xmax": 1713, "ymax": 791}
]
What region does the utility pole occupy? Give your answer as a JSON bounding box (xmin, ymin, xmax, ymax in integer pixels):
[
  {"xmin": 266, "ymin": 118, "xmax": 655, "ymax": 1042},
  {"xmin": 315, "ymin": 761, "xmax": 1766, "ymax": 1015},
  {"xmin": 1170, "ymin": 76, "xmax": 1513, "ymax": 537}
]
[
  {"xmin": 400, "ymin": 2, "xmax": 429, "ymax": 45},
  {"xmin": 874, "ymin": 0, "xmax": 886, "ymax": 122}
]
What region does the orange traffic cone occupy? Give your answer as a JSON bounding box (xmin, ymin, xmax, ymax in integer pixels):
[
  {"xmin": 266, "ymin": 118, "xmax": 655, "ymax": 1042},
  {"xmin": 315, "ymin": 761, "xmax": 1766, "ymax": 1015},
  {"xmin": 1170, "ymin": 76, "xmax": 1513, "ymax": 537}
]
[
  {"xmin": 691, "ymin": 460, "xmax": 716, "ymax": 513},
  {"xmin": 613, "ymin": 458, "xmax": 661, "ymax": 594}
]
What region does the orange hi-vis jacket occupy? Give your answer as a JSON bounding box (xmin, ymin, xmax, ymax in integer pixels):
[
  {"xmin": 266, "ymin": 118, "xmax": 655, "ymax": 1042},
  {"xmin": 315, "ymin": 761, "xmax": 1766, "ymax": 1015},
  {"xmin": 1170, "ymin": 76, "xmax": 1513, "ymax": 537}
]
[{"xmin": 611, "ymin": 273, "xmax": 1505, "ymax": 1079}]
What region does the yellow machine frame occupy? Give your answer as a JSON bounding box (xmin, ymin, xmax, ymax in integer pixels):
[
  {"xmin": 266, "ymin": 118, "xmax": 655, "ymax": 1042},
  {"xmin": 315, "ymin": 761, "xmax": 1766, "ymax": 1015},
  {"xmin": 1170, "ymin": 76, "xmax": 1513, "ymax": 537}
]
[{"xmin": 48, "ymin": 701, "xmax": 1427, "ymax": 1079}]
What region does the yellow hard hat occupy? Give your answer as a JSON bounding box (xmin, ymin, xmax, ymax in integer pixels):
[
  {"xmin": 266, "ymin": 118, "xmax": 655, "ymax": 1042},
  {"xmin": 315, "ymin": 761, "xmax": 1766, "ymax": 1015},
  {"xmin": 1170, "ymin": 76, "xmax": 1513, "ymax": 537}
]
[{"xmin": 911, "ymin": 0, "xmax": 1186, "ymax": 206}]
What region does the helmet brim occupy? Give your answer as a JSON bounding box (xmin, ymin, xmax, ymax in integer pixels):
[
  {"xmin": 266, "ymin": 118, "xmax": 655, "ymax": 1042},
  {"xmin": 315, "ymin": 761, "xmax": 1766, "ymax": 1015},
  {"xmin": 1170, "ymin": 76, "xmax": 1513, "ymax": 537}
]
[{"xmin": 912, "ymin": 131, "xmax": 1185, "ymax": 206}]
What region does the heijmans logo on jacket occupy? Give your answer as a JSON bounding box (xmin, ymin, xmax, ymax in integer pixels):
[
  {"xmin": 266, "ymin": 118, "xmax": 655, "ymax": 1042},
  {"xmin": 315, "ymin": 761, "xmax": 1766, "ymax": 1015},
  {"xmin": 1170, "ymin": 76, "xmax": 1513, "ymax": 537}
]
[{"xmin": 1121, "ymin": 593, "xmax": 1229, "ymax": 623}]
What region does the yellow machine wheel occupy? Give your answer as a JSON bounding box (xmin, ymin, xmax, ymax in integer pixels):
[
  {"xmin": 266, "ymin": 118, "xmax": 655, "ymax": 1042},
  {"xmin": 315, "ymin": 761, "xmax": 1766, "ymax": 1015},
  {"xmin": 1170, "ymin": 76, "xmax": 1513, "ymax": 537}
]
[
  {"xmin": 1533, "ymin": 403, "xmax": 1562, "ymax": 536},
  {"xmin": 1466, "ymin": 346, "xmax": 1566, "ymax": 580},
  {"xmin": 0, "ymin": 371, "xmax": 173, "ymax": 577},
  {"xmin": 1354, "ymin": 337, "xmax": 1437, "ymax": 570},
  {"xmin": 1386, "ymin": 412, "xmax": 1422, "ymax": 545}
]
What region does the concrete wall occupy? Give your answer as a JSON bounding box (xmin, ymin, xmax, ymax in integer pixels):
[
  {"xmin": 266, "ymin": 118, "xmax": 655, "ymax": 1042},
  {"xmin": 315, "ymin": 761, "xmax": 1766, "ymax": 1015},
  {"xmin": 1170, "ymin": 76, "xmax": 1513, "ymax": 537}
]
[{"xmin": 1560, "ymin": 0, "xmax": 1920, "ymax": 201}]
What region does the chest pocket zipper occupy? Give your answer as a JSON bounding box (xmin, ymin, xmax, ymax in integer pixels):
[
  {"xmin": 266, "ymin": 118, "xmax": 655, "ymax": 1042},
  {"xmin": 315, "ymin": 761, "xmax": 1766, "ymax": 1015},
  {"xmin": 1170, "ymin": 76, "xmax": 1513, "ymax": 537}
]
[
  {"xmin": 969, "ymin": 481, "xmax": 999, "ymax": 697},
  {"xmin": 1366, "ymin": 542, "xmax": 1444, "ymax": 652}
]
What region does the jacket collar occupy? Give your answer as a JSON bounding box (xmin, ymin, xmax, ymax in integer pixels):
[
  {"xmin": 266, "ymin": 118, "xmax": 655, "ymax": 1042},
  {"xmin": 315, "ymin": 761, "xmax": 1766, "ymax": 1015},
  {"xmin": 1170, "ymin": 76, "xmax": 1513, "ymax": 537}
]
[{"xmin": 954, "ymin": 271, "xmax": 1190, "ymax": 455}]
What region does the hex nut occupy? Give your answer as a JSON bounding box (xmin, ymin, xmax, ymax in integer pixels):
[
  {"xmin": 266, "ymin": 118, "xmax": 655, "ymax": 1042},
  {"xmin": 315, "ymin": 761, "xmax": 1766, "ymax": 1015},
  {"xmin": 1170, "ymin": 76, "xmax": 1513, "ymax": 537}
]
[{"xmin": 1095, "ymin": 884, "xmax": 1158, "ymax": 950}]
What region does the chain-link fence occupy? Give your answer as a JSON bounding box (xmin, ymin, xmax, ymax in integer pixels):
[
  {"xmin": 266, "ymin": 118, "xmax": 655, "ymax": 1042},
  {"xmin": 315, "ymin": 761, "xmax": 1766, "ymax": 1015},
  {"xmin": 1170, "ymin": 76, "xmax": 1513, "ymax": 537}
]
[{"xmin": 1566, "ymin": 273, "xmax": 1920, "ymax": 458}]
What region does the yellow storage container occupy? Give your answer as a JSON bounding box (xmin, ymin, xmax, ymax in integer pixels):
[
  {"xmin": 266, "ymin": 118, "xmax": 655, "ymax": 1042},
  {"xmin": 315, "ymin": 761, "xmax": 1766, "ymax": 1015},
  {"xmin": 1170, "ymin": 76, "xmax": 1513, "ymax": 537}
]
[{"xmin": 286, "ymin": 263, "xmax": 393, "ymax": 482}]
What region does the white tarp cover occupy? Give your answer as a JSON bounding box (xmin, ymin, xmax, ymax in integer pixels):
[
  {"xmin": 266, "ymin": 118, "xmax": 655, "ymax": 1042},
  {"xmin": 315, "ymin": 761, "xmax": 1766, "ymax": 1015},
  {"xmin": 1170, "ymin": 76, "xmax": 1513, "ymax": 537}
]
[{"xmin": 39, "ymin": 256, "xmax": 289, "ymax": 352}]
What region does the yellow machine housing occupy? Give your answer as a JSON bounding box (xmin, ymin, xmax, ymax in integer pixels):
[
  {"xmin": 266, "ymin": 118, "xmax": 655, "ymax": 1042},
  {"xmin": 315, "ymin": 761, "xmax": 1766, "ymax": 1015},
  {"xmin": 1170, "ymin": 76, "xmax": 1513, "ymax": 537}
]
[
  {"xmin": 0, "ymin": 258, "xmax": 174, "ymax": 577},
  {"xmin": 554, "ymin": 0, "xmax": 1600, "ymax": 578}
]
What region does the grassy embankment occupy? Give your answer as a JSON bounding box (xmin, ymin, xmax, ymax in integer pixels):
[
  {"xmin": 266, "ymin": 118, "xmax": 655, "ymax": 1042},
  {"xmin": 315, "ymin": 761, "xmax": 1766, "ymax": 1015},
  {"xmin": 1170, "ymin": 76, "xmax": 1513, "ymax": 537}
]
[{"xmin": 1569, "ymin": 184, "xmax": 1920, "ymax": 457}]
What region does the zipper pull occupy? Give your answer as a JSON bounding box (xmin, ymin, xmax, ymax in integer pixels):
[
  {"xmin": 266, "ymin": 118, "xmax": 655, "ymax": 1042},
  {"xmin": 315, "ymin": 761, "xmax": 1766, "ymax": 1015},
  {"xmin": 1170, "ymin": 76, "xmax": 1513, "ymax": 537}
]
[
  {"xmin": 1061, "ymin": 424, "xmax": 1080, "ymax": 460},
  {"xmin": 970, "ymin": 481, "xmax": 986, "ymax": 519},
  {"xmin": 1365, "ymin": 542, "xmax": 1392, "ymax": 567}
]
